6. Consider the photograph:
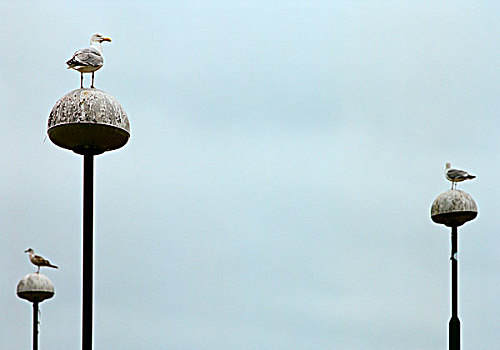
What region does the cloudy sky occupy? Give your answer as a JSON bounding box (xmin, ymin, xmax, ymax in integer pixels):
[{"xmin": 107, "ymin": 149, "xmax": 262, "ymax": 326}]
[{"xmin": 1, "ymin": 1, "xmax": 499, "ymax": 349}]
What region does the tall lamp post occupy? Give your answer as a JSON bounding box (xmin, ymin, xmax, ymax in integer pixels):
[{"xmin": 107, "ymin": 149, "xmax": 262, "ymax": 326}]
[
  {"xmin": 431, "ymin": 189, "xmax": 478, "ymax": 350},
  {"xmin": 47, "ymin": 88, "xmax": 130, "ymax": 350},
  {"xmin": 17, "ymin": 273, "xmax": 55, "ymax": 350}
]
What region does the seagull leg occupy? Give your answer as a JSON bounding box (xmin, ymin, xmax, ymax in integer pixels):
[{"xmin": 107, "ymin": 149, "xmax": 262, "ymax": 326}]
[
  {"xmin": 91, "ymin": 72, "xmax": 95, "ymax": 88},
  {"xmin": 80, "ymin": 73, "xmax": 84, "ymax": 89},
  {"xmin": 37, "ymin": 266, "xmax": 40, "ymax": 274}
]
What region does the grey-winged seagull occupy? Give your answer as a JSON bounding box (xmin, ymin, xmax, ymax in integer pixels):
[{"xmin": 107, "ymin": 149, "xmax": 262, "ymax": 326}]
[
  {"xmin": 25, "ymin": 248, "xmax": 58, "ymax": 273},
  {"xmin": 445, "ymin": 162, "xmax": 476, "ymax": 189},
  {"xmin": 66, "ymin": 33, "xmax": 111, "ymax": 89}
]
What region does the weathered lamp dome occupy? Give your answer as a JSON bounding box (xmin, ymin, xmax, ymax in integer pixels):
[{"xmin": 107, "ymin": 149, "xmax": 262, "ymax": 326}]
[
  {"xmin": 48, "ymin": 88, "xmax": 130, "ymax": 155},
  {"xmin": 431, "ymin": 189, "xmax": 478, "ymax": 227},
  {"xmin": 17, "ymin": 273, "xmax": 55, "ymax": 303}
]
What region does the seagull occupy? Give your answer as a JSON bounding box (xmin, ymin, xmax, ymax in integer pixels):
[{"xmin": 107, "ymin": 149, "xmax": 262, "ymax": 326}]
[
  {"xmin": 24, "ymin": 248, "xmax": 58, "ymax": 273},
  {"xmin": 66, "ymin": 33, "xmax": 112, "ymax": 89},
  {"xmin": 445, "ymin": 162, "xmax": 476, "ymax": 189}
]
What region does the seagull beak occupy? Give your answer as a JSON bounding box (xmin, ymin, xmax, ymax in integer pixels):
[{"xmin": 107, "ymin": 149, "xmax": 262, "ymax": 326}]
[
  {"xmin": 101, "ymin": 37, "xmax": 112, "ymax": 42},
  {"xmin": 24, "ymin": 249, "xmax": 29, "ymax": 253}
]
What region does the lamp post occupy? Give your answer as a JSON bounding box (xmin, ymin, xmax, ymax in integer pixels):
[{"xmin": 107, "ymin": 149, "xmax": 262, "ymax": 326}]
[
  {"xmin": 47, "ymin": 88, "xmax": 130, "ymax": 350},
  {"xmin": 431, "ymin": 189, "xmax": 478, "ymax": 350},
  {"xmin": 17, "ymin": 273, "xmax": 55, "ymax": 350}
]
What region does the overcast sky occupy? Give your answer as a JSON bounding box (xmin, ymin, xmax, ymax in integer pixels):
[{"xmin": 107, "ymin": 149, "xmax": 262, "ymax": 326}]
[{"xmin": 1, "ymin": 1, "xmax": 499, "ymax": 349}]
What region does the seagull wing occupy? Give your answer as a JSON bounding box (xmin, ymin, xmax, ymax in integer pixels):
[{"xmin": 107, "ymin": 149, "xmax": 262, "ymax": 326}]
[
  {"xmin": 66, "ymin": 47, "xmax": 103, "ymax": 68},
  {"xmin": 32, "ymin": 254, "xmax": 58, "ymax": 268},
  {"xmin": 446, "ymin": 168, "xmax": 475, "ymax": 182}
]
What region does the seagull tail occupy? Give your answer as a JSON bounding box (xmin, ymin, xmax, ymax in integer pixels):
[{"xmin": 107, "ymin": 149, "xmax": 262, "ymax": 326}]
[
  {"xmin": 66, "ymin": 58, "xmax": 78, "ymax": 68},
  {"xmin": 467, "ymin": 174, "xmax": 476, "ymax": 180},
  {"xmin": 48, "ymin": 264, "xmax": 58, "ymax": 269}
]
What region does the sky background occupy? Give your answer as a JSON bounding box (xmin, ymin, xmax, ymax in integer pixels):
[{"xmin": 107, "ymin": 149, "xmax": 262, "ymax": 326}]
[{"xmin": 1, "ymin": 1, "xmax": 499, "ymax": 349}]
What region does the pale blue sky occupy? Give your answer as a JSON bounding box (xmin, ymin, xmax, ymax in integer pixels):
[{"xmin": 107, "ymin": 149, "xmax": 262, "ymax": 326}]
[{"xmin": 1, "ymin": 1, "xmax": 499, "ymax": 349}]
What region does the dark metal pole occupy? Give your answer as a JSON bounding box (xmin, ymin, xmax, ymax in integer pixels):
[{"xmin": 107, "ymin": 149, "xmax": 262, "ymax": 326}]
[
  {"xmin": 82, "ymin": 154, "xmax": 94, "ymax": 350},
  {"xmin": 33, "ymin": 302, "xmax": 39, "ymax": 350},
  {"xmin": 450, "ymin": 226, "xmax": 460, "ymax": 350}
]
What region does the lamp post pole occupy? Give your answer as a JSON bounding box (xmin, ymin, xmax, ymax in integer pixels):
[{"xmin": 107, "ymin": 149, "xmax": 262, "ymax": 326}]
[
  {"xmin": 449, "ymin": 226, "xmax": 460, "ymax": 350},
  {"xmin": 17, "ymin": 273, "xmax": 55, "ymax": 350},
  {"xmin": 431, "ymin": 188, "xmax": 477, "ymax": 350},
  {"xmin": 47, "ymin": 88, "xmax": 130, "ymax": 350},
  {"xmin": 32, "ymin": 302, "xmax": 39, "ymax": 350},
  {"xmin": 82, "ymin": 154, "xmax": 94, "ymax": 350}
]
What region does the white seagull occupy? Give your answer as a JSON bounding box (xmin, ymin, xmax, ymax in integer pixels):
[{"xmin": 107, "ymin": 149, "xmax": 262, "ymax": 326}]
[
  {"xmin": 445, "ymin": 162, "xmax": 476, "ymax": 189},
  {"xmin": 66, "ymin": 33, "xmax": 112, "ymax": 89},
  {"xmin": 25, "ymin": 248, "xmax": 58, "ymax": 273}
]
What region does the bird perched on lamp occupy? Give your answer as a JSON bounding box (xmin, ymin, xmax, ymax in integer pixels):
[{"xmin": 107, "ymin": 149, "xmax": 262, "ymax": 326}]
[
  {"xmin": 25, "ymin": 248, "xmax": 58, "ymax": 273},
  {"xmin": 66, "ymin": 33, "xmax": 112, "ymax": 89},
  {"xmin": 445, "ymin": 162, "xmax": 476, "ymax": 190}
]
